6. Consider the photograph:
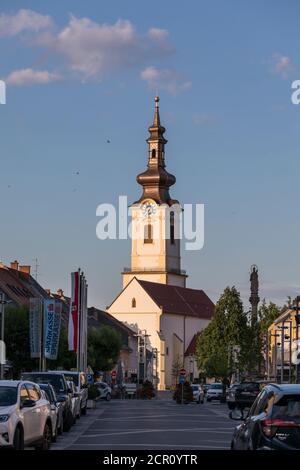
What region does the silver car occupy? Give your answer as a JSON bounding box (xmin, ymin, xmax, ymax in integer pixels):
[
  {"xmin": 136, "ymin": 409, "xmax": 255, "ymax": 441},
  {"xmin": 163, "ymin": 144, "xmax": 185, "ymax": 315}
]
[{"xmin": 94, "ymin": 382, "xmax": 112, "ymax": 401}]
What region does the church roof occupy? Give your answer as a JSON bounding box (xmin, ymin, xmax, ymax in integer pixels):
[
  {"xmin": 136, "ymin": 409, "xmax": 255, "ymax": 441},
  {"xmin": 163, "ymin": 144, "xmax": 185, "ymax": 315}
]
[
  {"xmin": 137, "ymin": 280, "xmax": 214, "ymax": 319},
  {"xmin": 184, "ymin": 332, "xmax": 201, "ymax": 356}
]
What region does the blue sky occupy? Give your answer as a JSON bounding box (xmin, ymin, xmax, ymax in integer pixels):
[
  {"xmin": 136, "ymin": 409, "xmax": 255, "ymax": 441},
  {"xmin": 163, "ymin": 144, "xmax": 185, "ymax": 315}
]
[{"xmin": 0, "ymin": 1, "xmax": 300, "ymax": 309}]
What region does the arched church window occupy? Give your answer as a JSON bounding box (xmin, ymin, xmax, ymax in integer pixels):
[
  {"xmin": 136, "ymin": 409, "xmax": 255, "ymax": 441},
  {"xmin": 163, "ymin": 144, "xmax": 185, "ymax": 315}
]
[
  {"xmin": 170, "ymin": 211, "xmax": 175, "ymax": 245},
  {"xmin": 144, "ymin": 223, "xmax": 153, "ymax": 244},
  {"xmin": 151, "ymin": 149, "xmax": 156, "ymax": 159},
  {"xmin": 132, "ymin": 298, "xmax": 136, "ymax": 308}
]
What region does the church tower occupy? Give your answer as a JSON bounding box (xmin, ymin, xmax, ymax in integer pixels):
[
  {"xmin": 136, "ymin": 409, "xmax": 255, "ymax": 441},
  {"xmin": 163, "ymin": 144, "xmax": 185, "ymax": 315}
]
[{"xmin": 122, "ymin": 97, "xmax": 187, "ymax": 288}]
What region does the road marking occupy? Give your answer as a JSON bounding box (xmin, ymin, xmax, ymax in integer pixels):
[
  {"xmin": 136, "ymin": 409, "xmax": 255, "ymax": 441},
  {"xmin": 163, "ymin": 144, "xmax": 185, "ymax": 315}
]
[
  {"xmin": 79, "ymin": 428, "xmax": 234, "ymax": 438},
  {"xmin": 66, "ymin": 443, "xmax": 229, "ymax": 449}
]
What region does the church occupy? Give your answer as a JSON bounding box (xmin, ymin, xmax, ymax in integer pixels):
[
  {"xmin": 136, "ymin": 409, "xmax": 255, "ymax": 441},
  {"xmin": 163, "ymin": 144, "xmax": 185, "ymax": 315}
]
[{"xmin": 107, "ymin": 97, "xmax": 214, "ymax": 389}]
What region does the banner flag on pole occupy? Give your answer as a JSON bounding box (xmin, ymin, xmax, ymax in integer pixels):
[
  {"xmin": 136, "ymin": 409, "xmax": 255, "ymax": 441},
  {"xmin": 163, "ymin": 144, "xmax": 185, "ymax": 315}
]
[
  {"xmin": 29, "ymin": 298, "xmax": 42, "ymax": 359},
  {"xmin": 44, "ymin": 299, "xmax": 61, "ymax": 360},
  {"xmin": 68, "ymin": 271, "xmax": 79, "ymax": 351}
]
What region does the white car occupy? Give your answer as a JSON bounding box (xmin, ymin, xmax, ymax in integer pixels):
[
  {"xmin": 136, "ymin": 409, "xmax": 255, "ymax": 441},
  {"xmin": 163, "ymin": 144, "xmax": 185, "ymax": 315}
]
[
  {"xmin": 94, "ymin": 382, "xmax": 112, "ymax": 401},
  {"xmin": 0, "ymin": 380, "xmax": 52, "ymax": 450},
  {"xmin": 39, "ymin": 383, "xmax": 64, "ymax": 440},
  {"xmin": 191, "ymin": 384, "xmax": 204, "ymax": 404},
  {"xmin": 206, "ymin": 383, "xmax": 225, "ymax": 402}
]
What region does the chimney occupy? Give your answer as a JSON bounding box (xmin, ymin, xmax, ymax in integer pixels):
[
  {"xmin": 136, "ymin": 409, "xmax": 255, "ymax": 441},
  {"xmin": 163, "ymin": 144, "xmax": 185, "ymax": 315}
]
[
  {"xmin": 19, "ymin": 265, "xmax": 31, "ymax": 275},
  {"xmin": 10, "ymin": 260, "xmax": 19, "ymax": 270},
  {"xmin": 57, "ymin": 288, "xmax": 64, "ymax": 298},
  {"xmin": 45, "ymin": 289, "xmax": 51, "ymax": 295}
]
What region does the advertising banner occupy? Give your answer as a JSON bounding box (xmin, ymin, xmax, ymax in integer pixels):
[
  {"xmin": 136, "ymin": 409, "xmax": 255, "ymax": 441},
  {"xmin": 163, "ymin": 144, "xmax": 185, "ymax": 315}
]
[{"xmin": 29, "ymin": 298, "xmax": 42, "ymax": 358}]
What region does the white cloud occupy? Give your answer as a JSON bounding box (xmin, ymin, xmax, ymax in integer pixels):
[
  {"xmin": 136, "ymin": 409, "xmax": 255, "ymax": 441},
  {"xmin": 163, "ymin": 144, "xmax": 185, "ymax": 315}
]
[
  {"xmin": 0, "ymin": 9, "xmax": 53, "ymax": 37},
  {"xmin": 6, "ymin": 68, "xmax": 61, "ymax": 86},
  {"xmin": 39, "ymin": 16, "xmax": 174, "ymax": 81},
  {"xmin": 270, "ymin": 53, "xmax": 293, "ymax": 78},
  {"xmin": 141, "ymin": 66, "xmax": 192, "ymax": 95}
]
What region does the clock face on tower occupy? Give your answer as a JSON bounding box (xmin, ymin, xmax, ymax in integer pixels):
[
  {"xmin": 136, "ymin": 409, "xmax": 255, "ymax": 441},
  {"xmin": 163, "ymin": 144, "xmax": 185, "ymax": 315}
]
[{"xmin": 141, "ymin": 201, "xmax": 156, "ymax": 218}]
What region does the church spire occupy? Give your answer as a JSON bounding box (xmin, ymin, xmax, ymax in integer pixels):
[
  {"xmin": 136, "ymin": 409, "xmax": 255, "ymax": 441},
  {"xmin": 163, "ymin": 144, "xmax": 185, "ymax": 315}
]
[
  {"xmin": 135, "ymin": 97, "xmax": 178, "ymax": 206},
  {"xmin": 153, "ymin": 96, "xmax": 161, "ymax": 127}
]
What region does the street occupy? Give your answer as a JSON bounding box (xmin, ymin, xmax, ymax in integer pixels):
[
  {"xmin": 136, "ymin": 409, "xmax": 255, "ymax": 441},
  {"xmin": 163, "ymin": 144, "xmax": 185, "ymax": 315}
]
[{"xmin": 52, "ymin": 394, "xmax": 236, "ymax": 450}]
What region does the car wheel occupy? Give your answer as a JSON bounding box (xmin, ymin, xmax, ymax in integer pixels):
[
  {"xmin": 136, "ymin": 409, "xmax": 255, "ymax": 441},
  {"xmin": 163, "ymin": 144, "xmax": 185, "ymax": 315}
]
[
  {"xmin": 35, "ymin": 422, "xmax": 52, "ymax": 451},
  {"xmin": 81, "ymin": 405, "xmax": 87, "ymax": 416},
  {"xmin": 106, "ymin": 393, "xmax": 111, "ymax": 402},
  {"xmin": 13, "ymin": 426, "xmax": 24, "ymax": 450},
  {"xmin": 207, "ymin": 398, "xmax": 211, "ymax": 402},
  {"xmin": 230, "ymin": 440, "xmax": 235, "ymax": 450},
  {"xmin": 63, "ymin": 411, "xmax": 73, "ymax": 432},
  {"xmin": 57, "ymin": 424, "xmax": 63, "ymax": 436}
]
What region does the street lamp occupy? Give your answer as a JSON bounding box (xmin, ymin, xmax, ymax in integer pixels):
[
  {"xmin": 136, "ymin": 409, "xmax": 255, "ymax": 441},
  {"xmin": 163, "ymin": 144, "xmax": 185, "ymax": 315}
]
[{"xmin": 0, "ymin": 292, "xmax": 12, "ymax": 379}]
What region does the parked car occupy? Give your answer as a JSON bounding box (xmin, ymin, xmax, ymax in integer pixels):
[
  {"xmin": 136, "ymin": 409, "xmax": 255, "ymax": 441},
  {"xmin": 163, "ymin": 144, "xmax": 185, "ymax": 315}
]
[
  {"xmin": 206, "ymin": 383, "xmax": 224, "ymax": 402},
  {"xmin": 227, "ymin": 381, "xmax": 260, "ymax": 410},
  {"xmin": 21, "ymin": 372, "xmax": 74, "ymax": 432},
  {"xmin": 124, "ymin": 383, "xmax": 137, "ymax": 399},
  {"xmin": 67, "ymin": 380, "xmax": 81, "ymax": 422},
  {"xmin": 230, "ymin": 383, "xmax": 300, "ymax": 450},
  {"xmin": 49, "ymin": 370, "xmax": 88, "ymax": 416},
  {"xmin": 0, "ymin": 380, "xmax": 52, "ymax": 450},
  {"xmin": 192, "ymin": 384, "xmax": 204, "ymax": 404},
  {"xmin": 94, "ymin": 382, "xmax": 112, "ymax": 401},
  {"xmin": 203, "ymin": 384, "xmax": 210, "ymax": 396},
  {"xmin": 227, "ymin": 383, "xmax": 241, "ymax": 409},
  {"xmin": 39, "ymin": 383, "xmax": 64, "ymax": 439}
]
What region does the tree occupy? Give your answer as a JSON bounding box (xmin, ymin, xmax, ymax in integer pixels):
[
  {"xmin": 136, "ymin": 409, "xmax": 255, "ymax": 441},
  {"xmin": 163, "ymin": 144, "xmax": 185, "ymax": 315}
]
[
  {"xmin": 87, "ymin": 326, "xmax": 122, "ymax": 371},
  {"xmin": 52, "ymin": 326, "xmax": 76, "ymax": 370},
  {"xmin": 196, "ymin": 286, "xmax": 249, "ymax": 386},
  {"xmin": 4, "ymin": 306, "xmax": 36, "ymax": 377},
  {"xmin": 171, "ymin": 355, "xmax": 183, "ymax": 385}
]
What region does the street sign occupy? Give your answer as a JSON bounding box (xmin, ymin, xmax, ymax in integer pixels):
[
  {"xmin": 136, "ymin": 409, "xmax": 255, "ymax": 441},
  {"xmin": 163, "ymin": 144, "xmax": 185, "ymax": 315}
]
[
  {"xmin": 179, "ymin": 368, "xmax": 186, "ymax": 377},
  {"xmin": 111, "ymin": 370, "xmax": 117, "ymax": 378},
  {"xmin": 87, "ymin": 373, "xmax": 94, "ymax": 385},
  {"xmin": 179, "ymin": 376, "xmax": 185, "ymax": 384}
]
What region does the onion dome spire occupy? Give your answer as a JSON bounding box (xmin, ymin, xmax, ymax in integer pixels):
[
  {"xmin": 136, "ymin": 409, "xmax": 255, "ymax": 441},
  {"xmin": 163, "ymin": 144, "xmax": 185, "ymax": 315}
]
[{"xmin": 135, "ymin": 97, "xmax": 178, "ymax": 206}]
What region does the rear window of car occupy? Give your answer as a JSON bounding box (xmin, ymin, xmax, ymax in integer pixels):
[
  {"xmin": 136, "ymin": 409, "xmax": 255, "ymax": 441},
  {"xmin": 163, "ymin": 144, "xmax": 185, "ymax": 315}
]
[
  {"xmin": 210, "ymin": 384, "xmax": 222, "ymax": 389},
  {"xmin": 63, "ymin": 373, "xmax": 79, "ymax": 386},
  {"xmin": 22, "ymin": 374, "xmax": 66, "ymax": 395},
  {"xmin": 239, "ymin": 382, "xmax": 259, "ymax": 392},
  {"xmin": 272, "ymin": 395, "xmax": 300, "ymax": 419},
  {"xmin": 192, "ymin": 385, "xmax": 199, "ymax": 391}
]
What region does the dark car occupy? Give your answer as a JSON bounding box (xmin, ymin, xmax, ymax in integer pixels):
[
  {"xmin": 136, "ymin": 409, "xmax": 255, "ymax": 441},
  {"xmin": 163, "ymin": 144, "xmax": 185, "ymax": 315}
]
[
  {"xmin": 227, "ymin": 381, "xmax": 260, "ymax": 410},
  {"xmin": 21, "ymin": 372, "xmax": 74, "ymax": 432},
  {"xmin": 230, "ymin": 384, "xmax": 300, "ymax": 450},
  {"xmin": 38, "ymin": 383, "xmax": 64, "ymax": 437}
]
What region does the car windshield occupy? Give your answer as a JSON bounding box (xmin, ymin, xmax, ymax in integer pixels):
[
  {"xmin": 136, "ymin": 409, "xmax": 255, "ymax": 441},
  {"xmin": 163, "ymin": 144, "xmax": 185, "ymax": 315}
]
[
  {"xmin": 63, "ymin": 373, "xmax": 79, "ymax": 386},
  {"xmin": 0, "ymin": 386, "xmax": 18, "ymax": 406},
  {"xmin": 22, "ymin": 374, "xmax": 66, "ymax": 395},
  {"xmin": 210, "ymin": 384, "xmax": 222, "ymax": 389},
  {"xmin": 272, "ymin": 395, "xmax": 300, "ymax": 419}
]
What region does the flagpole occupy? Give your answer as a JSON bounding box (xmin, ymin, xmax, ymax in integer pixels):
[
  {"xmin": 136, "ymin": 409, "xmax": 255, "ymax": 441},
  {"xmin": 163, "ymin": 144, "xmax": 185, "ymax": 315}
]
[{"xmin": 76, "ymin": 268, "xmax": 81, "ymax": 372}]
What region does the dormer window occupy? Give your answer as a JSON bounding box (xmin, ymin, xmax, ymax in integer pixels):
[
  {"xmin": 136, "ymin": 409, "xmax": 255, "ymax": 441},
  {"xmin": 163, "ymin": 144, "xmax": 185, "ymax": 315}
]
[{"xmin": 132, "ymin": 298, "xmax": 136, "ymax": 308}]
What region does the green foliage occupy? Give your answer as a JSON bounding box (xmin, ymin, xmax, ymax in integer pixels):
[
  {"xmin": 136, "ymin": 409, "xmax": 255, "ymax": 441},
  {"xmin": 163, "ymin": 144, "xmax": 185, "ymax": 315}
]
[
  {"xmin": 87, "ymin": 326, "xmax": 122, "ymax": 371},
  {"xmin": 259, "ymin": 300, "xmax": 282, "ymax": 333},
  {"xmin": 173, "ymin": 381, "xmax": 193, "ymax": 404},
  {"xmin": 52, "ymin": 326, "xmax": 77, "ymax": 370},
  {"xmin": 4, "ymin": 306, "xmax": 36, "ymax": 377},
  {"xmin": 196, "ymin": 286, "xmax": 249, "ymax": 381},
  {"xmin": 88, "ymin": 384, "xmax": 100, "ymax": 400},
  {"xmin": 171, "ymin": 356, "xmax": 183, "ymax": 382}
]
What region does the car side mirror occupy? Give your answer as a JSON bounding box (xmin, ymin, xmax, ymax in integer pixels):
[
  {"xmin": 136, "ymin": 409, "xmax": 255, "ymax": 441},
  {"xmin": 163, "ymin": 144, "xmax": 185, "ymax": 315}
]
[
  {"xmin": 229, "ymin": 408, "xmax": 245, "ymax": 421},
  {"xmin": 21, "ymin": 399, "xmax": 36, "ymax": 408}
]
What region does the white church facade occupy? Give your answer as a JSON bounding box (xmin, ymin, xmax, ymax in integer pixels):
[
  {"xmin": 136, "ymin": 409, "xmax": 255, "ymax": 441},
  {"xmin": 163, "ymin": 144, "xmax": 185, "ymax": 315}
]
[{"xmin": 107, "ymin": 97, "xmax": 214, "ymax": 389}]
